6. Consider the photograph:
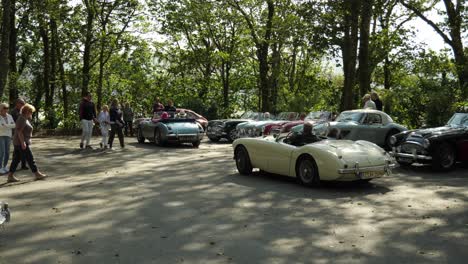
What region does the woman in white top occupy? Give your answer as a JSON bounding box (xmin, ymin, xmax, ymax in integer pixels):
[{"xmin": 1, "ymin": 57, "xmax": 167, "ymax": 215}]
[
  {"xmin": 362, "ymin": 94, "xmax": 376, "ymax": 110},
  {"xmin": 0, "ymin": 103, "xmax": 16, "ymax": 174},
  {"xmin": 98, "ymin": 105, "xmax": 111, "ymax": 148}
]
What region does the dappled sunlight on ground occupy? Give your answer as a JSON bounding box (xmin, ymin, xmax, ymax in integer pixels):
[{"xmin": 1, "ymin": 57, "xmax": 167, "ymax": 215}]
[{"xmin": 0, "ymin": 137, "xmax": 467, "ymax": 263}]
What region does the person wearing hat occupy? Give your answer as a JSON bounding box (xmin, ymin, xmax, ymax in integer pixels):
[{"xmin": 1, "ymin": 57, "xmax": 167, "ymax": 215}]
[
  {"xmin": 177, "ymin": 110, "xmax": 187, "ymax": 119},
  {"xmin": 362, "ymin": 94, "xmax": 376, "ymax": 110}
]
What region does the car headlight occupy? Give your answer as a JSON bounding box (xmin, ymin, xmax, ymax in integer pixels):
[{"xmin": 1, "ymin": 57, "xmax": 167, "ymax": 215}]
[
  {"xmin": 423, "ymin": 139, "xmax": 430, "ymax": 148},
  {"xmin": 389, "ymin": 136, "xmax": 397, "ymax": 145}
]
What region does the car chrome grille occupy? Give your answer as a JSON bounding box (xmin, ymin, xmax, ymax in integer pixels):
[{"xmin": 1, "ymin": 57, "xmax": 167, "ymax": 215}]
[{"xmin": 399, "ymin": 143, "xmax": 425, "ymax": 154}]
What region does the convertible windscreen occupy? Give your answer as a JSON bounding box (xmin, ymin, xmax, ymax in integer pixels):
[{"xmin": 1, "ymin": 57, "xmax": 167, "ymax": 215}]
[{"xmin": 447, "ymin": 113, "xmax": 468, "ymax": 127}]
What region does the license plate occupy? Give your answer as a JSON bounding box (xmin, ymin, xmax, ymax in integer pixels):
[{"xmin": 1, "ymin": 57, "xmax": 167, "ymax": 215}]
[
  {"xmin": 179, "ymin": 136, "xmax": 196, "ymax": 141},
  {"xmin": 359, "ymin": 171, "xmax": 384, "ymax": 179}
]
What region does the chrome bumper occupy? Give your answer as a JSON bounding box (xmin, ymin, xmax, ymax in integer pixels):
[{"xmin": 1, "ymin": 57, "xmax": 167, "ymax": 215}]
[
  {"xmin": 337, "ymin": 162, "xmax": 396, "ymax": 175},
  {"xmin": 390, "ymin": 149, "xmax": 432, "ymax": 161}
]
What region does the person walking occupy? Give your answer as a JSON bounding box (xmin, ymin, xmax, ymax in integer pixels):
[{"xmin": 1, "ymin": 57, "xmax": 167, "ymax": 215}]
[
  {"xmin": 122, "ymin": 102, "xmax": 134, "ymax": 137},
  {"xmin": 362, "ymin": 94, "xmax": 376, "ymax": 110},
  {"xmin": 371, "ymin": 91, "xmax": 383, "ymax": 111},
  {"xmin": 79, "ymin": 92, "xmax": 97, "ymax": 149},
  {"xmin": 10, "ymin": 98, "xmax": 28, "ymax": 170},
  {"xmin": 0, "ymin": 103, "xmax": 16, "ymax": 174},
  {"xmin": 98, "ymin": 105, "xmax": 111, "ymax": 149},
  {"xmin": 108, "ymin": 99, "xmax": 125, "ymax": 149},
  {"xmin": 7, "ymin": 103, "xmax": 47, "ymax": 183}
]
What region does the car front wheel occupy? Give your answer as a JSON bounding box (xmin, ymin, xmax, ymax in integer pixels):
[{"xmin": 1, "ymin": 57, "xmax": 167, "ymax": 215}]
[
  {"xmin": 227, "ymin": 129, "xmax": 238, "ymax": 142},
  {"xmin": 154, "ymin": 128, "xmax": 164, "ymax": 146},
  {"xmin": 296, "ymin": 157, "xmax": 320, "ymax": 187},
  {"xmin": 235, "ymin": 146, "xmax": 253, "ymax": 175},
  {"xmin": 432, "ymin": 143, "xmax": 455, "ymax": 170},
  {"xmin": 137, "ymin": 128, "xmax": 145, "ymax": 143}
]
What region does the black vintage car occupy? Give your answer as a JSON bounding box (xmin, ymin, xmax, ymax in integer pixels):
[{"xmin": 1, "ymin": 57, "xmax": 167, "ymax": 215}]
[
  {"xmin": 390, "ymin": 112, "xmax": 468, "ymax": 170},
  {"xmin": 206, "ymin": 112, "xmax": 270, "ymax": 142}
]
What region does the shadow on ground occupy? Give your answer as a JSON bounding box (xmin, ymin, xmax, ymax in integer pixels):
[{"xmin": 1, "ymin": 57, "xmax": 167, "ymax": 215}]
[{"xmin": 0, "ymin": 137, "xmax": 467, "ymax": 263}]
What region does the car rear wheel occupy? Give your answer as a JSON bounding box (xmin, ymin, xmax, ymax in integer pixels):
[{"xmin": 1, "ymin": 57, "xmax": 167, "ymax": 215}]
[
  {"xmin": 235, "ymin": 146, "xmax": 253, "ymax": 175},
  {"xmin": 137, "ymin": 128, "xmax": 145, "ymax": 143},
  {"xmin": 432, "ymin": 143, "xmax": 455, "ymax": 170},
  {"xmin": 227, "ymin": 129, "xmax": 238, "ymax": 142},
  {"xmin": 192, "ymin": 140, "xmax": 201, "ymax": 148},
  {"xmin": 296, "ymin": 157, "xmax": 320, "ymax": 187},
  {"xmin": 396, "ymin": 158, "xmax": 413, "ymax": 167}
]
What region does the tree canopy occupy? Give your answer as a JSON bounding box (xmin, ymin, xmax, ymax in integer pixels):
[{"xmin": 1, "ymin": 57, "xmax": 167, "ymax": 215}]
[{"xmin": 0, "ymin": 0, "xmax": 466, "ymax": 129}]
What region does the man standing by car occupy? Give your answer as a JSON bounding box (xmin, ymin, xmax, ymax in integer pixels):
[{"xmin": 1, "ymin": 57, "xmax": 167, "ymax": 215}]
[
  {"xmin": 122, "ymin": 102, "xmax": 134, "ymax": 137},
  {"xmin": 10, "ymin": 98, "xmax": 28, "ymax": 170},
  {"xmin": 79, "ymin": 92, "xmax": 97, "ymax": 149},
  {"xmin": 164, "ymin": 100, "xmax": 176, "ymax": 112}
]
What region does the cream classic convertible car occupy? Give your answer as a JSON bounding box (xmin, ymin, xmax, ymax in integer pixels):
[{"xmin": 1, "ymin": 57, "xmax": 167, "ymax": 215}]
[{"xmin": 233, "ymin": 131, "xmax": 395, "ymax": 186}]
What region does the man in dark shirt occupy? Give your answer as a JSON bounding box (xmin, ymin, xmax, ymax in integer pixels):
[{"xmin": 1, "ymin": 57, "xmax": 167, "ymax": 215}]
[
  {"xmin": 286, "ymin": 122, "xmax": 320, "ymax": 146},
  {"xmin": 9, "ymin": 98, "xmax": 28, "ymax": 170},
  {"xmin": 164, "ymin": 100, "xmax": 176, "ymax": 112},
  {"xmin": 371, "ymin": 91, "xmax": 383, "ymax": 111},
  {"xmin": 79, "ymin": 92, "xmax": 97, "ymax": 149},
  {"xmin": 108, "ymin": 99, "xmax": 125, "ymax": 149}
]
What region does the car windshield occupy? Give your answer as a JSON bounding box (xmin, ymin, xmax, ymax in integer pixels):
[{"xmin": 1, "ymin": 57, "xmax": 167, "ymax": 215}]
[
  {"xmin": 276, "ymin": 112, "xmax": 299, "ymax": 121},
  {"xmin": 306, "ymin": 111, "xmax": 330, "ymax": 120},
  {"xmin": 240, "ymin": 112, "xmax": 273, "ymax": 120},
  {"xmin": 335, "ymin": 112, "xmax": 364, "ymax": 123},
  {"xmin": 154, "ymin": 111, "xmax": 190, "ymax": 119},
  {"xmin": 447, "ymin": 113, "xmax": 468, "ymax": 127}
]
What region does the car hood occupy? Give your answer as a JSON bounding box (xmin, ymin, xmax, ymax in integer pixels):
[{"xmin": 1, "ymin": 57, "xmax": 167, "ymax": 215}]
[
  {"xmin": 410, "ymin": 125, "xmax": 467, "ymax": 138},
  {"xmin": 237, "ymin": 120, "xmax": 275, "ymax": 129}
]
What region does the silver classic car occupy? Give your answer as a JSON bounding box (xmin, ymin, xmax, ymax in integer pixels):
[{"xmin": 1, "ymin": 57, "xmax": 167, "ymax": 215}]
[{"xmin": 293, "ymin": 109, "xmax": 407, "ymax": 150}]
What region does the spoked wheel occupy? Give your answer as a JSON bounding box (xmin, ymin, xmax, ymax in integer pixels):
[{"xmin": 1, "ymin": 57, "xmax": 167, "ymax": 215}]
[
  {"xmin": 227, "ymin": 129, "xmax": 238, "ymax": 142},
  {"xmin": 137, "ymin": 128, "xmax": 145, "ymax": 143},
  {"xmin": 432, "ymin": 143, "xmax": 455, "ymax": 170},
  {"xmin": 296, "ymin": 157, "xmax": 320, "ymax": 187},
  {"xmin": 235, "ymin": 146, "xmax": 253, "ymax": 175}
]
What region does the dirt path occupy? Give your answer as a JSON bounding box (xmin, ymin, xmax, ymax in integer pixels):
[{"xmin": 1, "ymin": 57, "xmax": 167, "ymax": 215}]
[{"xmin": 0, "ymin": 137, "xmax": 467, "ymax": 264}]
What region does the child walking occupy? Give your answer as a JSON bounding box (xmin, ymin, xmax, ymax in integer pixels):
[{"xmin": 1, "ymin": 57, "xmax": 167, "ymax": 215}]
[{"xmin": 98, "ymin": 105, "xmax": 111, "ymax": 148}]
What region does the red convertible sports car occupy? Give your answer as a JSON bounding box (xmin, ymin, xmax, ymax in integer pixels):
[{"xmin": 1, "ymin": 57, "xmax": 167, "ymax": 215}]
[{"xmin": 263, "ymin": 111, "xmax": 333, "ymax": 136}]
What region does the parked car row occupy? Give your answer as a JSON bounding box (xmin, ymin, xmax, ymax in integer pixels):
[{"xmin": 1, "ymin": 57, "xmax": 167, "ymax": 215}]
[{"xmin": 132, "ymin": 107, "xmax": 468, "ymax": 176}]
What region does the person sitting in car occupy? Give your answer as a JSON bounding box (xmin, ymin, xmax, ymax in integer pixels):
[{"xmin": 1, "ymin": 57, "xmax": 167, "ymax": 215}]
[
  {"xmin": 152, "ymin": 112, "xmax": 169, "ymax": 123},
  {"xmin": 177, "ymin": 110, "xmax": 187, "ymax": 119},
  {"xmin": 285, "ymin": 122, "xmax": 320, "ymax": 146}
]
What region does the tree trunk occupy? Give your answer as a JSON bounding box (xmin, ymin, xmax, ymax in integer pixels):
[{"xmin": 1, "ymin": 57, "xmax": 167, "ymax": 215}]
[
  {"xmin": 82, "ymin": 0, "xmax": 95, "ymax": 96},
  {"xmin": 39, "ymin": 22, "xmax": 51, "ymax": 127},
  {"xmin": 358, "ymin": 0, "xmax": 373, "ymax": 97},
  {"xmin": 0, "ymin": 0, "xmax": 12, "ymax": 97},
  {"xmin": 97, "ymin": 38, "xmax": 105, "ymax": 111},
  {"xmin": 47, "ymin": 19, "xmax": 58, "ymax": 128},
  {"xmin": 341, "ymin": 0, "xmax": 360, "ymax": 111},
  {"xmin": 8, "ymin": 0, "xmax": 17, "ymax": 106},
  {"xmin": 258, "ymin": 0, "xmax": 274, "ymax": 113}
]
